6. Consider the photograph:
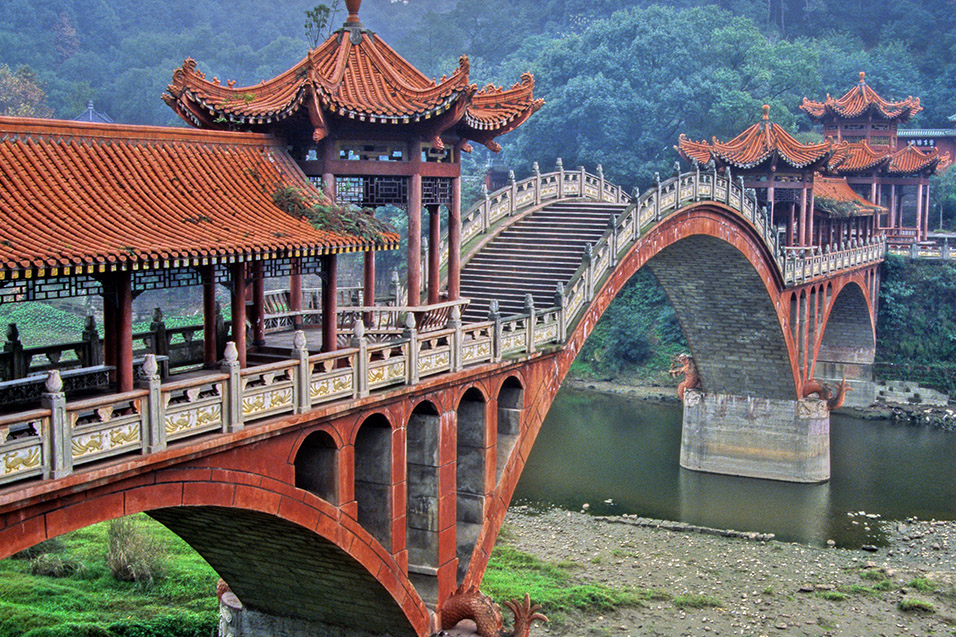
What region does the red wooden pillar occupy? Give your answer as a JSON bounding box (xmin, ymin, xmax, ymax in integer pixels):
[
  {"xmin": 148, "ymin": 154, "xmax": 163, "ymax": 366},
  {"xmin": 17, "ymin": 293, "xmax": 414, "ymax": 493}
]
[
  {"xmin": 915, "ymin": 182, "xmax": 924, "ymax": 242},
  {"xmin": 799, "ymin": 185, "xmax": 808, "ymax": 247},
  {"xmin": 363, "ymin": 250, "xmax": 375, "ymax": 308},
  {"xmin": 252, "ymin": 260, "xmax": 265, "ymax": 346},
  {"xmin": 787, "ymin": 202, "xmax": 795, "ymax": 246},
  {"xmin": 924, "ymin": 181, "xmax": 931, "ymax": 238},
  {"xmin": 115, "ymin": 270, "xmax": 133, "ymax": 393},
  {"xmin": 807, "ymin": 188, "xmax": 815, "ymax": 247},
  {"xmin": 427, "ymin": 204, "xmax": 441, "ymax": 305},
  {"xmin": 202, "ymin": 264, "xmax": 217, "ymax": 367},
  {"xmin": 102, "ymin": 278, "xmax": 117, "ymax": 375},
  {"xmin": 890, "ymin": 184, "xmax": 897, "ymax": 229},
  {"xmin": 407, "ymin": 140, "xmax": 423, "ymax": 306},
  {"xmin": 290, "ymin": 258, "xmax": 302, "ymax": 330},
  {"xmin": 322, "ymin": 254, "xmax": 338, "ymax": 353},
  {"xmin": 448, "ymin": 175, "xmax": 461, "ymax": 300},
  {"xmin": 230, "ymin": 262, "xmax": 247, "ymax": 368}
]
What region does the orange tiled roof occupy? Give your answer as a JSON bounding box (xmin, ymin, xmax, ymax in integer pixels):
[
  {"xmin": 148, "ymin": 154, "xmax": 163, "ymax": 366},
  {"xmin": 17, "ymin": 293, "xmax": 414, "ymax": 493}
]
[
  {"xmin": 163, "ymin": 1, "xmax": 541, "ymax": 151},
  {"xmin": 828, "ymin": 141, "xmax": 891, "ymax": 173},
  {"xmin": 0, "ymin": 117, "xmax": 395, "ymax": 274},
  {"xmin": 887, "ymin": 144, "xmax": 946, "ymax": 175},
  {"xmin": 801, "ymin": 72, "xmax": 922, "ymax": 123},
  {"xmin": 677, "ymin": 105, "xmax": 835, "ymax": 170},
  {"xmin": 812, "ymin": 175, "xmax": 883, "ymax": 218}
]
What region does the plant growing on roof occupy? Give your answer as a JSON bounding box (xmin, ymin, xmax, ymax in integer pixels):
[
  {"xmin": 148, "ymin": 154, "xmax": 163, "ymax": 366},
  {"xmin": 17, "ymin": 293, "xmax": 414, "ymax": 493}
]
[{"xmin": 271, "ymin": 185, "xmax": 396, "ymax": 244}]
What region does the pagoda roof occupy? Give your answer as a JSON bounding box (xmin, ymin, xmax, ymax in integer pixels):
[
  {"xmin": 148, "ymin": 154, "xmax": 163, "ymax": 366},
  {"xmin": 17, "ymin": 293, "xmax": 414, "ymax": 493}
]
[
  {"xmin": 677, "ymin": 105, "xmax": 835, "ymax": 171},
  {"xmin": 163, "ymin": 0, "xmax": 541, "ymax": 151},
  {"xmin": 800, "ymin": 72, "xmax": 922, "ymax": 123},
  {"xmin": 886, "ymin": 144, "xmax": 948, "ymax": 175},
  {"xmin": 0, "ymin": 117, "xmax": 395, "ymax": 275},
  {"xmin": 74, "ymin": 100, "xmax": 113, "ymax": 124},
  {"xmin": 828, "ymin": 141, "xmax": 891, "ymax": 173},
  {"xmin": 812, "ymin": 175, "xmax": 883, "ymax": 218}
]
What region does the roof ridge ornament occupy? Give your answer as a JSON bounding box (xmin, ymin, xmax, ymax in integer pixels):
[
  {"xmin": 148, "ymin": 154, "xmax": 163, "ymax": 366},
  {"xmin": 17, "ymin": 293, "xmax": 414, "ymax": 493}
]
[{"xmin": 346, "ymin": 0, "xmax": 361, "ymax": 24}]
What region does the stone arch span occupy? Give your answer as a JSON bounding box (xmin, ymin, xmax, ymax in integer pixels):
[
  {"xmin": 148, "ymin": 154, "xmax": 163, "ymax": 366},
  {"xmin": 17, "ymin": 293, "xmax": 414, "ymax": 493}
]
[
  {"xmin": 0, "ymin": 469, "xmax": 429, "ymax": 636},
  {"xmin": 560, "ymin": 202, "xmax": 799, "ymax": 399}
]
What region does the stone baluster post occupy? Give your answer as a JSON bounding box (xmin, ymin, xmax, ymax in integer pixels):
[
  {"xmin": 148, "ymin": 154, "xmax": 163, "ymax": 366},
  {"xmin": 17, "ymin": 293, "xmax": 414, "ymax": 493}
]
[
  {"xmin": 555, "ymin": 282, "xmax": 567, "ymax": 343},
  {"xmin": 654, "ymin": 172, "xmax": 662, "ymax": 222},
  {"xmin": 403, "ymin": 313, "xmax": 419, "ymax": 386},
  {"xmin": 82, "ymin": 315, "xmax": 101, "ymax": 367},
  {"xmin": 597, "ymin": 164, "xmax": 605, "ymax": 202},
  {"xmin": 738, "ymin": 177, "xmax": 747, "ymax": 217},
  {"xmin": 608, "ymin": 215, "xmax": 619, "ymax": 266},
  {"xmin": 293, "ymin": 331, "xmax": 310, "ymax": 413},
  {"xmin": 584, "ymin": 243, "xmax": 594, "ymax": 301},
  {"xmin": 556, "ymin": 157, "xmax": 565, "ymax": 198},
  {"xmin": 447, "ymin": 305, "xmax": 462, "ymax": 372},
  {"xmin": 532, "ymin": 162, "xmax": 541, "ymax": 207},
  {"xmin": 390, "ymin": 269, "xmax": 401, "ymax": 306},
  {"xmin": 694, "ymin": 162, "xmax": 700, "ymax": 201},
  {"xmin": 631, "ymin": 187, "xmax": 640, "ymax": 236},
  {"xmin": 508, "ymin": 170, "xmax": 517, "ymax": 216},
  {"xmin": 489, "ymin": 300, "xmax": 502, "ymax": 362},
  {"xmin": 725, "ymin": 167, "xmax": 733, "ymax": 205},
  {"xmin": 942, "ymin": 242, "xmax": 951, "ymax": 260},
  {"xmin": 352, "ymin": 321, "xmax": 369, "ymax": 398},
  {"xmin": 480, "ymin": 183, "xmax": 490, "ymax": 232},
  {"xmin": 139, "ymin": 354, "xmax": 165, "ymax": 454},
  {"xmin": 579, "ymin": 165, "xmax": 587, "ymax": 199},
  {"xmin": 42, "ymin": 370, "xmax": 70, "ymax": 480},
  {"xmin": 524, "ymin": 294, "xmax": 536, "ymax": 354},
  {"xmin": 150, "ymin": 308, "xmax": 168, "ymax": 357},
  {"xmin": 910, "ymin": 242, "xmax": 919, "ymax": 259},
  {"xmin": 221, "ymin": 342, "xmax": 242, "ymax": 432}
]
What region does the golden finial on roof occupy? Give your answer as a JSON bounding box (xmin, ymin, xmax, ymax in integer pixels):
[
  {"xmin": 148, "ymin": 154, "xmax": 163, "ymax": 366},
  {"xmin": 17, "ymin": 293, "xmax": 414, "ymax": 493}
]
[
  {"xmin": 346, "ymin": 0, "xmax": 361, "ymax": 23},
  {"xmin": 859, "ymin": 71, "xmax": 866, "ymax": 84},
  {"xmin": 762, "ymin": 104, "xmax": 770, "ymax": 120}
]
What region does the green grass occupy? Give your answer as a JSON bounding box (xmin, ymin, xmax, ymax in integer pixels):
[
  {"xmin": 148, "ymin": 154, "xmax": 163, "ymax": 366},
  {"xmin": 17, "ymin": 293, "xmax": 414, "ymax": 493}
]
[
  {"xmin": 816, "ymin": 590, "xmax": 847, "ymax": 602},
  {"xmin": 898, "ymin": 598, "xmax": 936, "ymax": 613},
  {"xmin": 672, "ymin": 594, "xmax": 722, "ymax": 609},
  {"xmin": 483, "ymin": 545, "xmax": 668, "ymax": 622},
  {"xmin": 907, "ymin": 578, "xmax": 936, "ymax": 592},
  {"xmin": 0, "ymin": 515, "xmax": 218, "ymax": 637}
]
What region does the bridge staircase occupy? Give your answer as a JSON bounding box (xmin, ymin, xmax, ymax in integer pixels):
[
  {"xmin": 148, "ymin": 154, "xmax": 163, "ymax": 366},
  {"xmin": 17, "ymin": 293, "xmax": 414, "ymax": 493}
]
[{"xmin": 460, "ymin": 201, "xmax": 628, "ymax": 321}]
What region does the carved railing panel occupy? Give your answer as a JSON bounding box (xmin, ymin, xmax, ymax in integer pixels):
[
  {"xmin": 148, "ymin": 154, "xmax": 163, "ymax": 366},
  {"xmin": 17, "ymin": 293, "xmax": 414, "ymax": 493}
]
[
  {"xmin": 0, "ymin": 410, "xmax": 48, "ymax": 485},
  {"xmin": 163, "ymin": 376, "xmax": 226, "ymax": 442},
  {"xmin": 67, "ymin": 392, "xmax": 147, "ymax": 467},
  {"xmin": 239, "ymin": 362, "xmax": 296, "ymax": 423}
]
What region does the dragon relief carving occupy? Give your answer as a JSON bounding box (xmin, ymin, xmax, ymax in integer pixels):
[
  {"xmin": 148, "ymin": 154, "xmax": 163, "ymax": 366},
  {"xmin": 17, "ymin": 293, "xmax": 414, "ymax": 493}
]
[
  {"xmin": 802, "ymin": 378, "xmax": 853, "ymax": 410},
  {"xmin": 436, "ymin": 589, "xmax": 548, "ymax": 637},
  {"xmin": 669, "ymin": 353, "xmax": 700, "ymax": 400}
]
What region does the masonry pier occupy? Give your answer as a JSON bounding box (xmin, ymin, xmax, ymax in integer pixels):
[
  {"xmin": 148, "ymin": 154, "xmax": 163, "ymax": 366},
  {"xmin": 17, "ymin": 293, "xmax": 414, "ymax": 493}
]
[{"xmin": 680, "ymin": 390, "xmax": 830, "ymax": 483}]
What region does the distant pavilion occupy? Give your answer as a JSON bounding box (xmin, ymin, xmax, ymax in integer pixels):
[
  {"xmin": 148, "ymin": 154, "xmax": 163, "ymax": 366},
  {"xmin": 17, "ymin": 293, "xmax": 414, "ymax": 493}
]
[{"xmin": 163, "ymin": 0, "xmax": 542, "ymax": 306}]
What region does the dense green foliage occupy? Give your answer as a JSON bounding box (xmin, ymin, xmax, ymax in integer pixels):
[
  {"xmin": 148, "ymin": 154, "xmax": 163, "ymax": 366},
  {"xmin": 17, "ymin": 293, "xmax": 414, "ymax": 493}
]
[
  {"xmin": 875, "ymin": 256, "xmax": 956, "ymax": 392},
  {"xmin": 571, "ymin": 270, "xmax": 687, "ymax": 384},
  {"xmin": 0, "ymin": 516, "xmax": 217, "ymax": 637}
]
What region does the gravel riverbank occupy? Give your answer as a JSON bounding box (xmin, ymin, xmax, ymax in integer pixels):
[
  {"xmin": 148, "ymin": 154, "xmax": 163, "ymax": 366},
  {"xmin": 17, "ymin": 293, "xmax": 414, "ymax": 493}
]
[{"xmin": 498, "ymin": 507, "xmax": 956, "ymax": 636}]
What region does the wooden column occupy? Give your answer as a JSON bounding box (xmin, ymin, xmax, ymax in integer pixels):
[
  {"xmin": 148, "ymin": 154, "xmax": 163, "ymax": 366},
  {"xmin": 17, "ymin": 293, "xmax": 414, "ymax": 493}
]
[
  {"xmin": 363, "ymin": 250, "xmax": 375, "ymax": 308},
  {"xmin": 102, "ymin": 278, "xmax": 117, "ymax": 374},
  {"xmin": 924, "ymin": 181, "xmax": 931, "ymax": 238},
  {"xmin": 787, "ymin": 202, "xmax": 795, "ymax": 246},
  {"xmin": 807, "ymin": 188, "xmax": 815, "ymax": 247},
  {"xmin": 322, "ymin": 254, "xmax": 338, "ymax": 353},
  {"xmin": 427, "ymin": 204, "xmax": 441, "ymax": 305},
  {"xmin": 115, "ymin": 270, "xmax": 133, "ymax": 393},
  {"xmin": 252, "ymin": 260, "xmax": 265, "ymax": 346},
  {"xmin": 202, "ymin": 264, "xmax": 217, "ymax": 367},
  {"xmin": 915, "ymin": 182, "xmax": 924, "ymax": 241},
  {"xmin": 890, "ymin": 184, "xmax": 897, "ymax": 229},
  {"xmin": 289, "ymin": 258, "xmax": 302, "ymax": 330},
  {"xmin": 799, "ymin": 185, "xmax": 808, "ymax": 246},
  {"xmin": 448, "ymin": 175, "xmax": 461, "ymax": 301},
  {"xmin": 408, "ymin": 152, "xmax": 423, "ymax": 306},
  {"xmin": 230, "ymin": 262, "xmax": 247, "ymax": 368}
]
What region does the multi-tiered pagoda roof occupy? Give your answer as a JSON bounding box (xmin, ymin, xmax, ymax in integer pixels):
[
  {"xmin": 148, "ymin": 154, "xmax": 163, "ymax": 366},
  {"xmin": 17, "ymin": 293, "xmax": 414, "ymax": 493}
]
[
  {"xmin": 163, "ymin": 0, "xmax": 542, "ymax": 151},
  {"xmin": 677, "ymin": 105, "xmax": 836, "ymax": 171},
  {"xmin": 800, "ymin": 72, "xmax": 922, "ymax": 123}
]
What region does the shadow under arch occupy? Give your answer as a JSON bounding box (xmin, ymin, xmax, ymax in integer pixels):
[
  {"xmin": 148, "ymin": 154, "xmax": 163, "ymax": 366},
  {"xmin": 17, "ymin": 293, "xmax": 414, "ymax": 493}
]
[
  {"xmin": 354, "ymin": 413, "xmax": 393, "ymax": 551},
  {"xmin": 813, "ymin": 279, "xmax": 876, "ymax": 400},
  {"xmin": 294, "ymin": 429, "xmax": 337, "ymax": 505},
  {"xmin": 455, "ymin": 386, "xmax": 487, "ymax": 585},
  {"xmin": 496, "ymin": 375, "xmax": 524, "ymax": 485}
]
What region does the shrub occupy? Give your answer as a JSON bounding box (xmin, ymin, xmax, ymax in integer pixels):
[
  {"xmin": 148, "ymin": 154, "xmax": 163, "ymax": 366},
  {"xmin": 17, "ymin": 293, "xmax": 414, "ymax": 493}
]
[
  {"xmin": 673, "ymin": 593, "xmax": 722, "ymax": 609},
  {"xmin": 12, "ymin": 538, "xmax": 64, "ymax": 560},
  {"xmin": 907, "ymin": 578, "xmax": 936, "ymax": 592},
  {"xmin": 898, "ymin": 598, "xmax": 935, "ymax": 613},
  {"xmin": 30, "ymin": 553, "xmax": 81, "ymax": 578},
  {"xmin": 106, "ymin": 518, "xmax": 166, "ymax": 587}
]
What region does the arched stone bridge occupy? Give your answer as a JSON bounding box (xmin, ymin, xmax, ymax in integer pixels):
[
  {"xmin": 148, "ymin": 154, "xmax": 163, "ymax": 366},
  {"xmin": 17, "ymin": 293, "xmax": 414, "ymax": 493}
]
[{"xmin": 0, "ymin": 167, "xmax": 883, "ymax": 635}]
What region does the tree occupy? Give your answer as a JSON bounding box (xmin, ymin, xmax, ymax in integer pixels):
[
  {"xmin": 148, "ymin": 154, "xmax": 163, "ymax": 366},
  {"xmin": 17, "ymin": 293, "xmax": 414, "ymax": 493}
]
[
  {"xmin": 0, "ymin": 64, "xmax": 53, "ymax": 117},
  {"xmin": 305, "ymin": 2, "xmax": 341, "ymax": 49}
]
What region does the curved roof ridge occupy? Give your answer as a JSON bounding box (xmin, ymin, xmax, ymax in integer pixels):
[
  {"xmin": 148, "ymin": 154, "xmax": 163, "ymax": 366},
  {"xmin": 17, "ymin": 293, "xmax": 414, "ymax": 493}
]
[
  {"xmin": 800, "ymin": 72, "xmax": 922, "ymax": 123},
  {"xmin": 829, "ymin": 140, "xmax": 892, "ymax": 173}
]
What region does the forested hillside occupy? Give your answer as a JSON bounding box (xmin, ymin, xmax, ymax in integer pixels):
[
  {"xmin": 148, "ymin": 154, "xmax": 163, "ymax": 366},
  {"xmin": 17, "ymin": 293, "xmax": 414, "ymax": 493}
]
[{"xmin": 2, "ymin": 0, "xmax": 953, "ymax": 197}]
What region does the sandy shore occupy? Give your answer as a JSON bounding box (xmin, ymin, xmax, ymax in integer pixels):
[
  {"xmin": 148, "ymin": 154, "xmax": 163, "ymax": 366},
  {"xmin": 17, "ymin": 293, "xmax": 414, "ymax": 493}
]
[{"xmin": 496, "ymin": 507, "xmax": 955, "ymax": 636}]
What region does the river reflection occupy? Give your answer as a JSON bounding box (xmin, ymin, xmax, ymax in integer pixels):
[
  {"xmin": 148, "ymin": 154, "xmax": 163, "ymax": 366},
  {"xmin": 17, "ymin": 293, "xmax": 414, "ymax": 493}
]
[{"xmin": 513, "ymin": 388, "xmax": 956, "ymax": 547}]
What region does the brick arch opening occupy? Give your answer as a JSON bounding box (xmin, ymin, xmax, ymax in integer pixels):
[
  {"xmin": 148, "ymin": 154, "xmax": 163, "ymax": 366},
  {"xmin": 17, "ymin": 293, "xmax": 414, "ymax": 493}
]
[
  {"xmin": 406, "ymin": 400, "xmax": 440, "ymax": 575},
  {"xmin": 150, "ymin": 506, "xmax": 417, "ymax": 636},
  {"xmin": 495, "ymin": 376, "xmax": 523, "ymax": 485},
  {"xmin": 644, "ymin": 234, "xmax": 797, "ymax": 400},
  {"xmin": 815, "ymin": 281, "xmax": 876, "ymax": 393},
  {"xmin": 294, "ymin": 429, "xmax": 337, "ymax": 504},
  {"xmin": 354, "ymin": 413, "xmax": 393, "ymax": 550},
  {"xmin": 455, "ymin": 387, "xmax": 486, "ymax": 585}
]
